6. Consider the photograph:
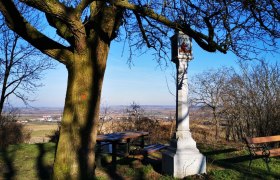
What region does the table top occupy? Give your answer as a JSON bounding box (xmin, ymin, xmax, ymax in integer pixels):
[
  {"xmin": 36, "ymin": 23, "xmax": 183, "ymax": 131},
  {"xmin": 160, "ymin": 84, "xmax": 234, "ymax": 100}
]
[{"xmin": 97, "ymin": 131, "xmax": 149, "ymax": 142}]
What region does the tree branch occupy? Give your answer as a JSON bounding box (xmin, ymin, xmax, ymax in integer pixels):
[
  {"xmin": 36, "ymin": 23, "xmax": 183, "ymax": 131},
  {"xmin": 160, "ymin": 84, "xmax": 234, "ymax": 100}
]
[
  {"xmin": 114, "ymin": 1, "xmax": 227, "ymax": 53},
  {"xmin": 133, "ymin": 11, "xmax": 152, "ymax": 48},
  {"xmin": 76, "ymin": 0, "xmax": 94, "ymax": 15},
  {"xmin": 142, "ymin": 16, "xmax": 168, "ymax": 36},
  {"xmin": 45, "ymin": 14, "xmax": 75, "ymax": 45},
  {"xmin": 19, "ymin": 0, "xmax": 87, "ymax": 53},
  {"xmin": 19, "ymin": 0, "xmax": 73, "ymax": 22},
  {"xmin": 0, "ymin": 0, "xmax": 72, "ymax": 65},
  {"xmin": 89, "ymin": 1, "xmax": 104, "ymax": 21},
  {"xmin": 250, "ymin": 5, "xmax": 280, "ymax": 38},
  {"xmin": 203, "ymin": 17, "xmax": 215, "ymax": 46}
]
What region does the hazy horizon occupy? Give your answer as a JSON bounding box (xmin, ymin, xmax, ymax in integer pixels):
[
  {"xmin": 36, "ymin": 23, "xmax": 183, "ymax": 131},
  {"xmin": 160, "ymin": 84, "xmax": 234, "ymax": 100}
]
[{"xmin": 7, "ymin": 104, "xmax": 176, "ymax": 109}]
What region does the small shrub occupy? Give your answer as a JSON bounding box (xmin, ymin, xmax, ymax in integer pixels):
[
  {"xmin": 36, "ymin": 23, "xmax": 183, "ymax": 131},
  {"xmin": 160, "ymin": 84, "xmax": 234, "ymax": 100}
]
[
  {"xmin": 0, "ymin": 115, "xmax": 31, "ymax": 148},
  {"xmin": 48, "ymin": 123, "xmax": 60, "ymax": 143}
]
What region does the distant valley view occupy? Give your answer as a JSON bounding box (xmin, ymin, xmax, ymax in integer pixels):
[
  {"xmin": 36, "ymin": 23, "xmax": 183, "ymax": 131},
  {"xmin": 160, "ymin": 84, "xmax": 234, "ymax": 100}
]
[
  {"xmin": 17, "ymin": 105, "xmax": 177, "ymax": 123},
  {"xmin": 13, "ymin": 105, "xmax": 211, "ymax": 144}
]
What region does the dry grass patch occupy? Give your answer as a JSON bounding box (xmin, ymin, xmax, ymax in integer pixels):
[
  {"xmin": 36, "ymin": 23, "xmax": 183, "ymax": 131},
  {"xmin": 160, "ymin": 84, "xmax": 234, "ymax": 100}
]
[{"xmin": 24, "ymin": 122, "xmax": 59, "ymax": 143}]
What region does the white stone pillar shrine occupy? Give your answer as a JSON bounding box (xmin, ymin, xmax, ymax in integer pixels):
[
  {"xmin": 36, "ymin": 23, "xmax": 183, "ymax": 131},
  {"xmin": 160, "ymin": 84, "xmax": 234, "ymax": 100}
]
[{"xmin": 162, "ymin": 31, "xmax": 206, "ymax": 178}]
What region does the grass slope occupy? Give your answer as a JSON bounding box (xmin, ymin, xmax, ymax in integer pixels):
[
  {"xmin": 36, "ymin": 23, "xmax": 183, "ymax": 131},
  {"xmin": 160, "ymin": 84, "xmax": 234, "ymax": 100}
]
[{"xmin": 0, "ymin": 143, "xmax": 55, "ymax": 180}]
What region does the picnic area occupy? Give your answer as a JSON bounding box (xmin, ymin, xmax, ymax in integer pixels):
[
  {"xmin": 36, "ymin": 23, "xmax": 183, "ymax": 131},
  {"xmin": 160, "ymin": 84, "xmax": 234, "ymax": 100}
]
[{"xmin": 1, "ymin": 120, "xmax": 280, "ymax": 180}]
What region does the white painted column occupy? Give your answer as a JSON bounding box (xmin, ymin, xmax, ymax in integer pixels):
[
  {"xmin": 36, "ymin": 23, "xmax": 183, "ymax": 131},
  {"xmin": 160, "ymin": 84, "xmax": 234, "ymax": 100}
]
[
  {"xmin": 177, "ymin": 59, "xmax": 190, "ymax": 131},
  {"xmin": 162, "ymin": 58, "xmax": 206, "ymax": 178}
]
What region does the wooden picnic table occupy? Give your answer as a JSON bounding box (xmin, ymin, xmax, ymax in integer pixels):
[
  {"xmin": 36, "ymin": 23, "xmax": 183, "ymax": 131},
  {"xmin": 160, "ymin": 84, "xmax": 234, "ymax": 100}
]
[{"xmin": 96, "ymin": 131, "xmax": 149, "ymax": 164}]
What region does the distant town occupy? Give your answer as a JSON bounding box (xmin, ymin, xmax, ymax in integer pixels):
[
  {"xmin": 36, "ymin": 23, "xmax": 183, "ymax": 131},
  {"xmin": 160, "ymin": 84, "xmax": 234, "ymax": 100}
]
[{"xmin": 14, "ymin": 105, "xmax": 179, "ymax": 123}]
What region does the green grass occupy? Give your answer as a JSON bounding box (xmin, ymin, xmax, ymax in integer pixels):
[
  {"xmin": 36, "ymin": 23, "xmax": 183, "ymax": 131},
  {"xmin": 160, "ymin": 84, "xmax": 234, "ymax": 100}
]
[
  {"xmin": 0, "ymin": 142, "xmax": 280, "ymax": 179},
  {"xmin": 199, "ymin": 143, "xmax": 280, "ymax": 180},
  {"xmin": 0, "ymin": 143, "xmax": 56, "ymax": 180}
]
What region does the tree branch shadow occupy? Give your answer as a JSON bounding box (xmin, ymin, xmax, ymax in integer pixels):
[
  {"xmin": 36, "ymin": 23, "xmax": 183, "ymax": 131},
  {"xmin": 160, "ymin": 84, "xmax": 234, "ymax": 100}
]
[
  {"xmin": 1, "ymin": 147, "xmax": 16, "ymax": 180},
  {"xmin": 203, "ymin": 148, "xmax": 239, "ymax": 156},
  {"xmin": 97, "ymin": 154, "xmax": 126, "ymax": 180},
  {"xmin": 208, "ymin": 154, "xmax": 280, "ymax": 179},
  {"xmin": 36, "ymin": 143, "xmax": 53, "ymax": 180}
]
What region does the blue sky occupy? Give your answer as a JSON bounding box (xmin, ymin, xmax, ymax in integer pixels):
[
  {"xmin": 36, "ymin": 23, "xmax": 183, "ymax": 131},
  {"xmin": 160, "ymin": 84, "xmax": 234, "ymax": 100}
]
[
  {"xmin": 8, "ymin": 25, "xmax": 278, "ymax": 107},
  {"xmin": 6, "ymin": 8, "xmax": 278, "ymax": 108},
  {"xmin": 14, "ymin": 39, "xmax": 239, "ymax": 107},
  {"xmin": 3, "ymin": 3, "xmax": 279, "ymax": 109}
]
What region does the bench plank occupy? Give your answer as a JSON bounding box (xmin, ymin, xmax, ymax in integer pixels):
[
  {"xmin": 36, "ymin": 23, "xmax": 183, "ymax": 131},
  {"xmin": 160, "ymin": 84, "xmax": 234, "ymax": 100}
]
[
  {"xmin": 246, "ymin": 135, "xmax": 280, "ymax": 144},
  {"xmin": 269, "ymin": 148, "xmax": 280, "ymax": 157},
  {"xmin": 250, "ymin": 149, "xmax": 280, "ymax": 165},
  {"xmin": 144, "ymin": 144, "xmax": 167, "ymax": 154}
]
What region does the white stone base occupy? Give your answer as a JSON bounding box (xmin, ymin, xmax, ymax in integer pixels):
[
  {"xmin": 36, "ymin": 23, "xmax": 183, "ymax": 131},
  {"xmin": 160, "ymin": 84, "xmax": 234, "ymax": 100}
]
[
  {"xmin": 162, "ymin": 148, "xmax": 206, "ymax": 178},
  {"xmin": 162, "ymin": 131, "xmax": 206, "ymax": 178}
]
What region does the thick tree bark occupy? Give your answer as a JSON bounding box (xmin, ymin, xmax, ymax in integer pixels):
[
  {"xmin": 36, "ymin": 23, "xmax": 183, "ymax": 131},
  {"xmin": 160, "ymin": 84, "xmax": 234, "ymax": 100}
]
[
  {"xmin": 53, "ymin": 36, "xmax": 109, "ymax": 179},
  {"xmin": 0, "ymin": 1, "xmax": 119, "ymax": 179},
  {"xmin": 52, "ymin": 6, "xmax": 121, "ymax": 179}
]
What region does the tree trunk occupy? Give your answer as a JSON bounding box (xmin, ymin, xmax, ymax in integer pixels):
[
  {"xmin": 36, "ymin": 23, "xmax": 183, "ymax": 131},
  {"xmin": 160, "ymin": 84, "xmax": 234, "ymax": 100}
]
[
  {"xmin": 213, "ymin": 109, "xmax": 219, "ymax": 141},
  {"xmin": 0, "ymin": 74, "xmax": 8, "ymax": 115},
  {"xmin": 0, "ymin": 60, "xmax": 12, "ymax": 115},
  {"xmin": 53, "ymin": 37, "xmax": 109, "ymax": 179}
]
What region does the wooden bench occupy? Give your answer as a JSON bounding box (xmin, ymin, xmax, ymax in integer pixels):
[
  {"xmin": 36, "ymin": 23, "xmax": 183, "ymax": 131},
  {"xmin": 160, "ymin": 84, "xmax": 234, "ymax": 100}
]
[
  {"xmin": 244, "ymin": 135, "xmax": 280, "ymax": 171},
  {"xmin": 143, "ymin": 143, "xmax": 167, "ymax": 157}
]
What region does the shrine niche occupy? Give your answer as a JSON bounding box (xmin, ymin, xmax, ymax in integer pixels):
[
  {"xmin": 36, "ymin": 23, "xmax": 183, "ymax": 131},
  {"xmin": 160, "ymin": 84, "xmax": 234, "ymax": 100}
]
[{"xmin": 171, "ymin": 31, "xmax": 193, "ymax": 62}]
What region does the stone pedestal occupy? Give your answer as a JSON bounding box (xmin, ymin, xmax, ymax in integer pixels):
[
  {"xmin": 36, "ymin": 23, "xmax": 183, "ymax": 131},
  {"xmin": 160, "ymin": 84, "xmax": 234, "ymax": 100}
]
[
  {"xmin": 162, "ymin": 58, "xmax": 206, "ymax": 178},
  {"xmin": 162, "ymin": 131, "xmax": 206, "ymax": 178}
]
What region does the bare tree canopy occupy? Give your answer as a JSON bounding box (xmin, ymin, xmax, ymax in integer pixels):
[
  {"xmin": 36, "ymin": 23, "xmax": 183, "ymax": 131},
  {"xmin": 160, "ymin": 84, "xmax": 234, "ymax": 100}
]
[
  {"xmin": 222, "ymin": 60, "xmax": 280, "ymax": 140},
  {"xmin": 122, "ymin": 0, "xmax": 279, "ymax": 60},
  {"xmin": 0, "ymin": 1, "xmax": 279, "ymax": 63},
  {"xmin": 0, "ymin": 2, "xmax": 52, "ymax": 115},
  {"xmin": 190, "ymin": 67, "xmax": 233, "ymax": 140},
  {"xmin": 0, "ymin": 26, "xmax": 52, "ymax": 114},
  {"xmin": 190, "ymin": 60, "xmax": 280, "ymax": 142},
  {"xmin": 0, "ymin": 0, "xmax": 279, "ymax": 179}
]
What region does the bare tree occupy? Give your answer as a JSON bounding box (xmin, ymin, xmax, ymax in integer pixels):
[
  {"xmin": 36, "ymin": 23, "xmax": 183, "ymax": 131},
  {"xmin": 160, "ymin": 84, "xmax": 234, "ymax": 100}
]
[
  {"xmin": 126, "ymin": 101, "xmax": 145, "ymax": 130},
  {"xmin": 98, "ymin": 104, "xmax": 112, "ymax": 134},
  {"xmin": 191, "ymin": 61, "xmax": 280, "ymax": 141},
  {"xmin": 125, "ymin": 101, "xmax": 161, "ymax": 143},
  {"xmin": 190, "ymin": 67, "xmax": 233, "ymax": 140},
  {"xmin": 0, "ymin": 3, "xmax": 52, "ymax": 115},
  {"xmin": 0, "ymin": 26, "xmax": 52, "ymax": 115},
  {"xmin": 222, "ymin": 60, "xmax": 280, "ymax": 140},
  {"xmin": 0, "ymin": 0, "xmax": 279, "ymax": 178}
]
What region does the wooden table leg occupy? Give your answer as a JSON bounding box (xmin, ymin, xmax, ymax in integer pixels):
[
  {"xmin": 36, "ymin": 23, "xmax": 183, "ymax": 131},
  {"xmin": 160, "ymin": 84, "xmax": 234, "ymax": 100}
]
[
  {"xmin": 96, "ymin": 142, "xmax": 102, "ymax": 166},
  {"xmin": 111, "ymin": 142, "xmax": 117, "ymax": 164},
  {"xmin": 140, "ymin": 136, "xmax": 145, "ymax": 148},
  {"xmin": 126, "ymin": 139, "xmax": 131, "ymax": 156}
]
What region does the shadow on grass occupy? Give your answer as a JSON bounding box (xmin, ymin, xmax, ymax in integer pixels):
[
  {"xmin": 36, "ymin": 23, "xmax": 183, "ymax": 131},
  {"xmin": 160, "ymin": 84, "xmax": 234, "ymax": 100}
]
[
  {"xmin": 208, "ymin": 154, "xmax": 280, "ymax": 179},
  {"xmin": 141, "ymin": 154, "xmax": 162, "ymax": 174},
  {"xmin": 1, "ymin": 148, "xmax": 15, "ymax": 180},
  {"xmin": 88, "ymin": 146, "xmax": 280, "ymax": 179},
  {"xmin": 36, "ymin": 143, "xmax": 53, "ymax": 180},
  {"xmin": 0, "ymin": 143, "xmax": 55, "ymax": 180},
  {"xmin": 203, "ymin": 148, "xmax": 239, "ymax": 156},
  {"xmin": 97, "ymin": 153, "xmax": 163, "ymax": 180},
  {"xmin": 97, "ymin": 154, "xmax": 125, "ymax": 180}
]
